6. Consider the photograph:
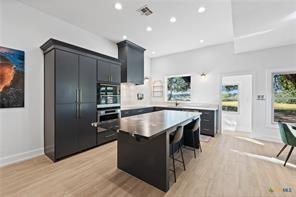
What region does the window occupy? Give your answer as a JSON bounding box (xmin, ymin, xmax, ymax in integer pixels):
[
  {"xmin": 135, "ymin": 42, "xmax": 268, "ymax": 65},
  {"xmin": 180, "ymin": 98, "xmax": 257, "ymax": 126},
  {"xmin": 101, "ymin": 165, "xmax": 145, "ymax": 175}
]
[
  {"xmin": 272, "ymin": 72, "xmax": 296, "ymax": 123},
  {"xmin": 167, "ymin": 75, "xmax": 191, "ymax": 101},
  {"xmin": 222, "ymin": 85, "xmax": 239, "ymax": 112}
]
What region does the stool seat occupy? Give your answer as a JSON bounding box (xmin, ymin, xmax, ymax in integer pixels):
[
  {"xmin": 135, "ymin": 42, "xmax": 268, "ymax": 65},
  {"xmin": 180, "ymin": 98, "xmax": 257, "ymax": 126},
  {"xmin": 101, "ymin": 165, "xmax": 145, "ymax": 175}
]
[{"xmin": 187, "ymin": 118, "xmax": 202, "ymax": 158}]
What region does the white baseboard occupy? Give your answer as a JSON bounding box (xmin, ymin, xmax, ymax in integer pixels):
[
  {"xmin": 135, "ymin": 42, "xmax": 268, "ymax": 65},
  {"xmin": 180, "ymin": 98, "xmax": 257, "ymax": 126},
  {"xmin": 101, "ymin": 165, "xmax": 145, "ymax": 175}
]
[
  {"xmin": 0, "ymin": 148, "xmax": 44, "ymax": 167},
  {"xmin": 251, "ymin": 133, "xmax": 281, "ymax": 143}
]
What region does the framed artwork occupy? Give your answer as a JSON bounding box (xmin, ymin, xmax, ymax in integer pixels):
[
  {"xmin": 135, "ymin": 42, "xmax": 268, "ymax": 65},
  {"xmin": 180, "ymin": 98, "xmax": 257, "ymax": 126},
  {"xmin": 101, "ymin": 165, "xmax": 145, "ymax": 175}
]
[{"xmin": 0, "ymin": 46, "xmax": 25, "ymax": 108}]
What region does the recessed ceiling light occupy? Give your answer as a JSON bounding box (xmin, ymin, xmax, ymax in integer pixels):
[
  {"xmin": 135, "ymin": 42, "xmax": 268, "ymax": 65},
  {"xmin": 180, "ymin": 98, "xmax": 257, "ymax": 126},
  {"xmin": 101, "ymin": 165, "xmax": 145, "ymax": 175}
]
[
  {"xmin": 198, "ymin": 6, "xmax": 206, "ymax": 13},
  {"xmin": 114, "ymin": 2, "xmax": 122, "ymax": 10},
  {"xmin": 170, "ymin": 17, "xmax": 176, "ymax": 23},
  {"xmin": 200, "ymin": 39, "xmax": 204, "ymax": 43},
  {"xmin": 152, "ymin": 51, "xmax": 156, "ymax": 55},
  {"xmin": 146, "ymin": 26, "xmax": 152, "ymax": 32},
  {"xmin": 123, "ymin": 35, "xmax": 127, "ymax": 40}
]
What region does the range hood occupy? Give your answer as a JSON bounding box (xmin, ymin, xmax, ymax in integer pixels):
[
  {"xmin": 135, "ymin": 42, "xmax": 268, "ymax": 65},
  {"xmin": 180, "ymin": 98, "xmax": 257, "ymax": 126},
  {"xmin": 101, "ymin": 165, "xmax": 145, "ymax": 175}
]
[{"xmin": 117, "ymin": 40, "xmax": 146, "ymax": 85}]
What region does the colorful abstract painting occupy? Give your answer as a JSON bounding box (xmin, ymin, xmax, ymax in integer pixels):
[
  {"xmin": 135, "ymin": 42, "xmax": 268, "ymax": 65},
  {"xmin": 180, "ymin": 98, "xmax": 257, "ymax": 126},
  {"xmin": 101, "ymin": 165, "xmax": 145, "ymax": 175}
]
[{"xmin": 0, "ymin": 46, "xmax": 24, "ymax": 108}]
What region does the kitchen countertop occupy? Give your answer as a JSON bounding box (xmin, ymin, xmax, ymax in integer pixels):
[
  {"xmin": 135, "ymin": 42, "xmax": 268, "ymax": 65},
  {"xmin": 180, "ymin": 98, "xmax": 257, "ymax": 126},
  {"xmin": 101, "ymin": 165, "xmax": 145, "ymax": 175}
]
[
  {"xmin": 121, "ymin": 103, "xmax": 219, "ymax": 111},
  {"xmin": 118, "ymin": 110, "xmax": 201, "ymax": 139}
]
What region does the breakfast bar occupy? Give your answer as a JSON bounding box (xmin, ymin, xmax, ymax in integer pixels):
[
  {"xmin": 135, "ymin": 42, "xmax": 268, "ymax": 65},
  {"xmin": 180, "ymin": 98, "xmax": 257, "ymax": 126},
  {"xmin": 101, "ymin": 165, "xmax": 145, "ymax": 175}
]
[{"xmin": 117, "ymin": 110, "xmax": 201, "ymax": 192}]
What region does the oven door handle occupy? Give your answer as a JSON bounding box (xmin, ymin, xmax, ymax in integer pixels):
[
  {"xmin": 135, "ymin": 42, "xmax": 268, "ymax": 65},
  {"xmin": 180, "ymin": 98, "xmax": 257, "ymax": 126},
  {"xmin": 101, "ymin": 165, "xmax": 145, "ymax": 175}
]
[
  {"xmin": 99, "ymin": 112, "xmax": 121, "ymax": 116},
  {"xmin": 98, "ymin": 118, "xmax": 119, "ymax": 124}
]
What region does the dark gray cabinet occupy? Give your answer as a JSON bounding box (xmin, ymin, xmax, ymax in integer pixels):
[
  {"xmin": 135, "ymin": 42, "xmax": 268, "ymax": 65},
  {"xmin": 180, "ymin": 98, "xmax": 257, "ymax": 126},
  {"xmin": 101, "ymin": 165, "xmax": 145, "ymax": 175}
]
[
  {"xmin": 198, "ymin": 110, "xmax": 217, "ymax": 137},
  {"xmin": 55, "ymin": 50, "xmax": 78, "ymax": 104},
  {"xmin": 117, "ymin": 40, "xmax": 145, "ymax": 85},
  {"xmin": 55, "ymin": 103, "xmax": 79, "ymax": 159},
  {"xmin": 42, "ymin": 39, "xmax": 121, "ymax": 161},
  {"xmin": 97, "ymin": 130, "xmax": 117, "ymax": 146},
  {"xmin": 78, "ymin": 103, "xmax": 97, "ymax": 150},
  {"xmin": 43, "ymin": 49, "xmax": 97, "ymax": 161},
  {"xmin": 97, "ymin": 59, "xmax": 121, "ymax": 84},
  {"xmin": 79, "ymin": 56, "xmax": 97, "ymax": 103}
]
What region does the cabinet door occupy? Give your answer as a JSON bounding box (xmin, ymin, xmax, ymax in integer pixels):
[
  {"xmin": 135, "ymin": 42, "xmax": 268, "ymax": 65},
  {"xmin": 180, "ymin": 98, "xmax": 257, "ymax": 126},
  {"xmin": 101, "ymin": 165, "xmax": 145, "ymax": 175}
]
[
  {"xmin": 78, "ymin": 103, "xmax": 97, "ymax": 150},
  {"xmin": 98, "ymin": 59, "xmax": 110, "ymax": 82},
  {"xmin": 79, "ymin": 56, "xmax": 97, "ymax": 103},
  {"xmin": 55, "ymin": 50, "xmax": 79, "ymax": 104},
  {"xmin": 55, "ymin": 103, "xmax": 79, "ymax": 159},
  {"xmin": 110, "ymin": 63, "xmax": 121, "ymax": 84},
  {"xmin": 127, "ymin": 47, "xmax": 139, "ymax": 84},
  {"xmin": 127, "ymin": 47, "xmax": 144, "ymax": 85}
]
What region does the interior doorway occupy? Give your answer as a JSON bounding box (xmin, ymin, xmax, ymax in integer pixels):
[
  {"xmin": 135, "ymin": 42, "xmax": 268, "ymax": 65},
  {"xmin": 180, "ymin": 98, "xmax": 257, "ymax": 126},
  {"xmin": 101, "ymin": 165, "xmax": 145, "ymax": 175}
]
[{"xmin": 221, "ymin": 74, "xmax": 253, "ymax": 133}]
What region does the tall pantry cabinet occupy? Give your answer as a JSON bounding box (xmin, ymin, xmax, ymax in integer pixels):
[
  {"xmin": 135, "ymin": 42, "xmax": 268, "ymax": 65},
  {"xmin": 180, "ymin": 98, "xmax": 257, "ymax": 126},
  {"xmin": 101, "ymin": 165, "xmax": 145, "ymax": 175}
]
[{"xmin": 41, "ymin": 39, "xmax": 97, "ymax": 161}]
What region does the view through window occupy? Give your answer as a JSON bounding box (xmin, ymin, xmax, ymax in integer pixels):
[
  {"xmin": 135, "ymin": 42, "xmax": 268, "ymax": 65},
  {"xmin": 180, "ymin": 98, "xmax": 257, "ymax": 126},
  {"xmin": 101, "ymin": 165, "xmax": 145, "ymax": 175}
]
[
  {"xmin": 167, "ymin": 75, "xmax": 191, "ymax": 101},
  {"xmin": 273, "ymin": 72, "xmax": 296, "ymax": 123},
  {"xmin": 222, "ymin": 85, "xmax": 239, "ymax": 112}
]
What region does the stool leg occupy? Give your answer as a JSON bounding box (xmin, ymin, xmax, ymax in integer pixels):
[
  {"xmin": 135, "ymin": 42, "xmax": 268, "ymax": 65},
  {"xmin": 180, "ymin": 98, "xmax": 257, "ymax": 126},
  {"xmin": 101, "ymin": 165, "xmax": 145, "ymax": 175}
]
[
  {"xmin": 276, "ymin": 144, "xmax": 287, "ymax": 157},
  {"xmin": 284, "ymin": 146, "xmax": 294, "ymax": 166},
  {"xmin": 179, "ymin": 142, "xmax": 186, "ymax": 171},
  {"xmin": 172, "ymin": 144, "xmax": 176, "ymax": 182},
  {"xmin": 192, "ymin": 132, "xmax": 196, "ymax": 158}
]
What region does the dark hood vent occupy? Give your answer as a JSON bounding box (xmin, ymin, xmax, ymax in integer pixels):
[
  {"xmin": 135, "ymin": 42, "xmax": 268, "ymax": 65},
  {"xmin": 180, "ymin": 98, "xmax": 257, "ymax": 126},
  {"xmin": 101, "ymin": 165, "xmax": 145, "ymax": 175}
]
[{"xmin": 117, "ymin": 40, "xmax": 146, "ymax": 85}]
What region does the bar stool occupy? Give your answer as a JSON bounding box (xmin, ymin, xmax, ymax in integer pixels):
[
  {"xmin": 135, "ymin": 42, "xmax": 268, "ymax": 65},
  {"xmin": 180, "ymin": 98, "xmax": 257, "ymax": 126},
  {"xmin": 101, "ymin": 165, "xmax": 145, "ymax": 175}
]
[
  {"xmin": 187, "ymin": 118, "xmax": 202, "ymax": 158},
  {"xmin": 169, "ymin": 126, "xmax": 186, "ymax": 183}
]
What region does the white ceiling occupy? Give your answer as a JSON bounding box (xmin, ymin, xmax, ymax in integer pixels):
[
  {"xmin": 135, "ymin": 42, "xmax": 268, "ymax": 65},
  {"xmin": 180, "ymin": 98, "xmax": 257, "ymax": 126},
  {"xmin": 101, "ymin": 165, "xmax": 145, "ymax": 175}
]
[
  {"xmin": 232, "ymin": 0, "xmax": 296, "ymax": 53},
  {"xmin": 17, "ymin": 0, "xmax": 234, "ymax": 57},
  {"xmin": 17, "ymin": 0, "xmax": 296, "ymax": 57}
]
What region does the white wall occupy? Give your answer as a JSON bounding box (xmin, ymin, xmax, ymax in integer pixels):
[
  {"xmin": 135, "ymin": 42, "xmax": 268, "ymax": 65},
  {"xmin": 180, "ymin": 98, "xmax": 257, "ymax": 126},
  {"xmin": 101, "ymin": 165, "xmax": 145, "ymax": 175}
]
[
  {"xmin": 0, "ymin": 0, "xmax": 117, "ymax": 166},
  {"xmin": 222, "ymin": 75, "xmax": 252, "ymax": 133},
  {"xmin": 151, "ymin": 43, "xmax": 296, "ymax": 142}
]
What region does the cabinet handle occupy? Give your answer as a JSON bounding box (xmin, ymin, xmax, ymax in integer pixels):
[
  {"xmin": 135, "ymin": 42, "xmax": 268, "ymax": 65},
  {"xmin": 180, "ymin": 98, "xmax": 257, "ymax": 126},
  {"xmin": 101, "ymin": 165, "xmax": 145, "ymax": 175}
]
[
  {"xmin": 78, "ymin": 89, "xmax": 82, "ymax": 118},
  {"xmin": 79, "ymin": 88, "xmax": 82, "ymax": 103},
  {"xmin": 76, "ymin": 89, "xmax": 79, "ymax": 103},
  {"xmin": 110, "ymin": 75, "xmax": 112, "ymax": 82},
  {"xmin": 78, "ymin": 103, "xmax": 81, "ymax": 119},
  {"xmin": 203, "ymin": 119, "xmax": 210, "ymax": 122},
  {"xmin": 76, "ymin": 89, "xmax": 79, "ymax": 119}
]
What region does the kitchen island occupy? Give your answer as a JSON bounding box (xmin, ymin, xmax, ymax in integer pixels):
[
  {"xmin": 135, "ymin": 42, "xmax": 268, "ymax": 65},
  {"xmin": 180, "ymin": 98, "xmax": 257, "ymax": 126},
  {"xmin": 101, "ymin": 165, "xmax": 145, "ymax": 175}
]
[{"xmin": 117, "ymin": 110, "xmax": 201, "ymax": 192}]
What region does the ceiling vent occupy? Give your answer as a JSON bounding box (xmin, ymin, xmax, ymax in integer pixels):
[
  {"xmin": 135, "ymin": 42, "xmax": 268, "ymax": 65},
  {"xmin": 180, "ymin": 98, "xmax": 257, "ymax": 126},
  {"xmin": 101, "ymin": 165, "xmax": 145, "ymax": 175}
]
[{"xmin": 137, "ymin": 5, "xmax": 153, "ymax": 16}]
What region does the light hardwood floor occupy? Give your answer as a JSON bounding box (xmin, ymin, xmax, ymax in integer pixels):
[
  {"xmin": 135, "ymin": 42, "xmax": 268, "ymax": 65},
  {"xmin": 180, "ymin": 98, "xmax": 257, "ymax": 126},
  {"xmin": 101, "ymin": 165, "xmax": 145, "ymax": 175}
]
[{"xmin": 0, "ymin": 132, "xmax": 295, "ymax": 197}]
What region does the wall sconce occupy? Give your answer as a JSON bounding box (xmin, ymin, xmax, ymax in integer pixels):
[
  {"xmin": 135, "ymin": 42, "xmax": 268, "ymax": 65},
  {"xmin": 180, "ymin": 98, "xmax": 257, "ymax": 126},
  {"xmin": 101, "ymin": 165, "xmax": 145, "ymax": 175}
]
[{"xmin": 201, "ymin": 73, "xmax": 207, "ymax": 80}]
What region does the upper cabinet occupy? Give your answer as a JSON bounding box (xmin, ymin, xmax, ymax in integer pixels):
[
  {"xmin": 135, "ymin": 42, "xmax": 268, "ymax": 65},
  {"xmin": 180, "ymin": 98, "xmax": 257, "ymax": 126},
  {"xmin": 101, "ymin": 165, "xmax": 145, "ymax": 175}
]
[
  {"xmin": 97, "ymin": 59, "xmax": 121, "ymax": 84},
  {"xmin": 117, "ymin": 40, "xmax": 146, "ymax": 85}
]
